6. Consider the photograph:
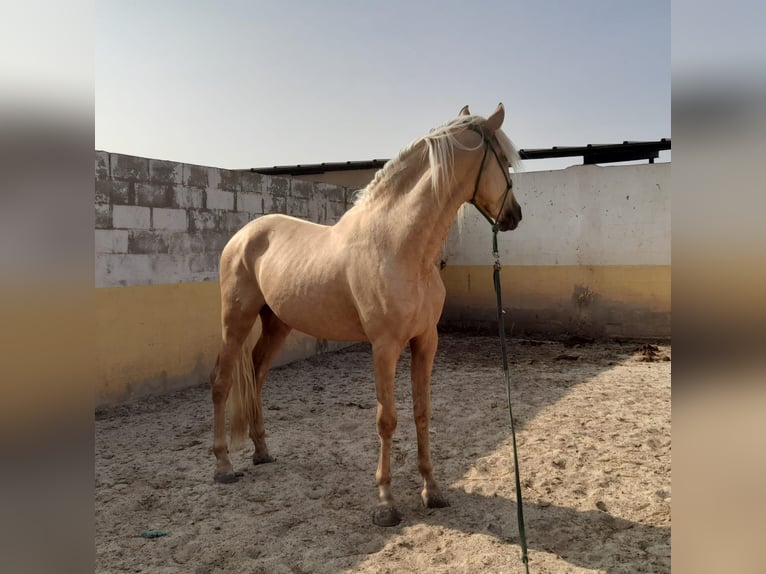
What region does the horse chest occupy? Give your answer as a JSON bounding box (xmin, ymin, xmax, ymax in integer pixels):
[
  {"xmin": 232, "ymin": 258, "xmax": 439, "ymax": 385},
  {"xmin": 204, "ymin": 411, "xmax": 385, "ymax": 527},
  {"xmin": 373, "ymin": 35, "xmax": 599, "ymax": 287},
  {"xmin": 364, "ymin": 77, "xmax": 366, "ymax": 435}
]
[{"xmin": 354, "ymin": 271, "xmax": 444, "ymax": 336}]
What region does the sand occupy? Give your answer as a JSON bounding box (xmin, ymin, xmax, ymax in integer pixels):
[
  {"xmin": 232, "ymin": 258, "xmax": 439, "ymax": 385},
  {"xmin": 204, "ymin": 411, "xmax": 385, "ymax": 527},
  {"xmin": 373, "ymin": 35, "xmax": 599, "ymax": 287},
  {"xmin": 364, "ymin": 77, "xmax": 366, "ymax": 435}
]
[{"xmin": 95, "ymin": 333, "xmax": 670, "ymax": 573}]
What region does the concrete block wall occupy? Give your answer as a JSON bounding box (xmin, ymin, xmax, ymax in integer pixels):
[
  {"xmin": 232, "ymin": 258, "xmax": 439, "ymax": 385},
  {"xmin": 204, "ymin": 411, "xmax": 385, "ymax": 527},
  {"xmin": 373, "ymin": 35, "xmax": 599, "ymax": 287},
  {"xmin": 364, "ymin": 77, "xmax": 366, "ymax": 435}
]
[
  {"xmin": 95, "ymin": 151, "xmax": 354, "ymax": 405},
  {"xmin": 95, "ymin": 152, "xmax": 352, "ymax": 288}
]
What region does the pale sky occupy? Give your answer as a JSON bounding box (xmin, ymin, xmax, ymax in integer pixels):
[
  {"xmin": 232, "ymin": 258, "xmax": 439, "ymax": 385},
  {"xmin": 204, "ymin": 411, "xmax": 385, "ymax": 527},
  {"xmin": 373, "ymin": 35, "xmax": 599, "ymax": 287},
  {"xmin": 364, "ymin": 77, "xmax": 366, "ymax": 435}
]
[{"xmin": 95, "ymin": 0, "xmax": 670, "ymax": 172}]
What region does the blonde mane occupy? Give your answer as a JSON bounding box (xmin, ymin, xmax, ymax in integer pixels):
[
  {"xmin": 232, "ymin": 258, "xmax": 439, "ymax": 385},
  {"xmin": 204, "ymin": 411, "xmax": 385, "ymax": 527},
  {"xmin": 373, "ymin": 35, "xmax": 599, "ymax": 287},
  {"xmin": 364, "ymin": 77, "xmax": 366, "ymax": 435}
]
[{"xmin": 354, "ymin": 115, "xmax": 521, "ymax": 206}]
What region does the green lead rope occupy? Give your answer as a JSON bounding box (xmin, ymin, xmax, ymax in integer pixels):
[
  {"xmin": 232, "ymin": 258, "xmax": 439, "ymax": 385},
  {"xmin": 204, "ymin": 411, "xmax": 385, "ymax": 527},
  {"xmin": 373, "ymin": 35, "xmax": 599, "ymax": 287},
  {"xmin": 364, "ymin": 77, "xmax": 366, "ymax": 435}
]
[{"xmin": 491, "ymin": 226, "xmax": 530, "ymax": 573}]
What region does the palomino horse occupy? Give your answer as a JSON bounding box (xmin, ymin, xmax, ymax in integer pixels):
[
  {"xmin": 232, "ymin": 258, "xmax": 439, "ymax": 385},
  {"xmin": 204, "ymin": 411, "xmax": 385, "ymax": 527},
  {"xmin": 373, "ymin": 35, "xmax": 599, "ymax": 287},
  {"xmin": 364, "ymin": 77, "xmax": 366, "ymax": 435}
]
[{"xmin": 210, "ymin": 103, "xmax": 523, "ymax": 526}]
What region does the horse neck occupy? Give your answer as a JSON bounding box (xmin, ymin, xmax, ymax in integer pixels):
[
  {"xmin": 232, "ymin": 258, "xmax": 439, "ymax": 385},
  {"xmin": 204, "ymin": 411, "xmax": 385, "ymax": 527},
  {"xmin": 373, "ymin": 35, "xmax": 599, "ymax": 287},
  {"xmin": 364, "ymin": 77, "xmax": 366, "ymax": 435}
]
[{"xmin": 363, "ymin": 171, "xmax": 467, "ymax": 272}]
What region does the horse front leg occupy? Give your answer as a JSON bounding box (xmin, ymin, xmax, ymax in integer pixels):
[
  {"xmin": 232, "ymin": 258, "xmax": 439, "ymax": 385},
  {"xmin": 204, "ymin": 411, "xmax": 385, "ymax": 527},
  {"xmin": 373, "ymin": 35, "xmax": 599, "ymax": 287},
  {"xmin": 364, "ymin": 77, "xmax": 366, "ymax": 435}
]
[
  {"xmin": 371, "ymin": 338, "xmax": 404, "ymax": 526},
  {"xmin": 410, "ymin": 327, "xmax": 449, "ymax": 508}
]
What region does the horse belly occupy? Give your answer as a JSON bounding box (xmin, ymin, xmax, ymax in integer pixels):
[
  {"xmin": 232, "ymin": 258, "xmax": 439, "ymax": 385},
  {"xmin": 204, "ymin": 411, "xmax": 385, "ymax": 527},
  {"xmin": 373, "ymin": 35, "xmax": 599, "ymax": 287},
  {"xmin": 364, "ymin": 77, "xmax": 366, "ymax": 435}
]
[
  {"xmin": 258, "ymin": 256, "xmax": 367, "ymax": 342},
  {"xmin": 275, "ymin": 284, "xmax": 366, "ymax": 341}
]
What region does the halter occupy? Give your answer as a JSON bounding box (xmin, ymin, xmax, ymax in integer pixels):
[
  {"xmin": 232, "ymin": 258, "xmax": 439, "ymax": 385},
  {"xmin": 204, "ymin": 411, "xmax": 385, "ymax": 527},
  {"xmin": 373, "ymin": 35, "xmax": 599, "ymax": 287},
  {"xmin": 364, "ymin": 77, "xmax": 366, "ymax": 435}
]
[{"xmin": 468, "ymin": 128, "xmax": 515, "ymax": 232}]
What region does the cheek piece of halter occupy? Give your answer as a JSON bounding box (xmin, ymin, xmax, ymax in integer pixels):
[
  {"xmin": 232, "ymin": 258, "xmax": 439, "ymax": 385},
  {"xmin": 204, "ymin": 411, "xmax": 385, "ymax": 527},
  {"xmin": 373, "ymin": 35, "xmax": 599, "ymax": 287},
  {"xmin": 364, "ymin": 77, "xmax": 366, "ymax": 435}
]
[{"xmin": 468, "ymin": 130, "xmax": 514, "ymax": 233}]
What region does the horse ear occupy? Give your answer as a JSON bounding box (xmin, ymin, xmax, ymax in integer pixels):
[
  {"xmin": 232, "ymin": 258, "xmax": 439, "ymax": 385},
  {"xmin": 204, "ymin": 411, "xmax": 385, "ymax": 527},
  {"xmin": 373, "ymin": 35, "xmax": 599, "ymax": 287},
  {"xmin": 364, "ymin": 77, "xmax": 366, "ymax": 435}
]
[
  {"xmin": 484, "ymin": 102, "xmax": 505, "ymax": 133},
  {"xmin": 458, "ymin": 105, "xmax": 471, "ymax": 116}
]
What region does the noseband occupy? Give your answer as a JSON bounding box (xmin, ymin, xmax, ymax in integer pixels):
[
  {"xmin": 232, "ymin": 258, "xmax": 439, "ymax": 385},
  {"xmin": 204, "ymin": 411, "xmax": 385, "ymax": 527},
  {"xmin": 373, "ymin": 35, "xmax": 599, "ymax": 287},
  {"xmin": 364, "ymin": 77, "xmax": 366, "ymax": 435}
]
[{"xmin": 469, "ymin": 129, "xmax": 514, "ymax": 231}]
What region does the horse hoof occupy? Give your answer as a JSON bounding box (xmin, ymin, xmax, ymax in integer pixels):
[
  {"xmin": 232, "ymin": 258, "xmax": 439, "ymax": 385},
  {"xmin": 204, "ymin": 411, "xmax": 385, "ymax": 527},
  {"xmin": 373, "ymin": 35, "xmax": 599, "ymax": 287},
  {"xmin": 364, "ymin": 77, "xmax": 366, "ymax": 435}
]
[
  {"xmin": 422, "ymin": 491, "xmax": 450, "ymax": 508},
  {"xmin": 253, "ymin": 454, "xmax": 275, "ymax": 465},
  {"xmin": 214, "ymin": 471, "xmax": 240, "ymax": 484},
  {"xmin": 372, "ymin": 504, "xmax": 402, "ymax": 527}
]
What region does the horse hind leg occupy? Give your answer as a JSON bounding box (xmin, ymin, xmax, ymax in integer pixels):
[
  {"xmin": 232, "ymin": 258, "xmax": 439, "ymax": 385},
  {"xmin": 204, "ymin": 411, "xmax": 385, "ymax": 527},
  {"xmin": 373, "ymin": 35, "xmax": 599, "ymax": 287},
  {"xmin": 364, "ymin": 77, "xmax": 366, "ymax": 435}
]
[
  {"xmin": 211, "ymin": 285, "xmax": 262, "ymax": 484},
  {"xmin": 249, "ymin": 305, "xmax": 292, "ymax": 465}
]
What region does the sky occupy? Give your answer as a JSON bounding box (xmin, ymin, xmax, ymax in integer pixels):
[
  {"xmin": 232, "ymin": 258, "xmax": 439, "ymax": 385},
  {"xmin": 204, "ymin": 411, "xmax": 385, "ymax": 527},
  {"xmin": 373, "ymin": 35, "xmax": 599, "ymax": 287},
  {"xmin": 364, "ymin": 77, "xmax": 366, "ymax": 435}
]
[{"xmin": 95, "ymin": 0, "xmax": 670, "ymax": 172}]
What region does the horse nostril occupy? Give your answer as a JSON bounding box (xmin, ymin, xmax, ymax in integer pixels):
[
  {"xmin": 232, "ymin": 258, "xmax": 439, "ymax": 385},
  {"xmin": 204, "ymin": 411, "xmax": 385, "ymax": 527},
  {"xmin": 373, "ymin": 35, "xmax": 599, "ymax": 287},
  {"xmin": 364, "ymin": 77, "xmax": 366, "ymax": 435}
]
[{"xmin": 505, "ymin": 204, "xmax": 521, "ymax": 229}]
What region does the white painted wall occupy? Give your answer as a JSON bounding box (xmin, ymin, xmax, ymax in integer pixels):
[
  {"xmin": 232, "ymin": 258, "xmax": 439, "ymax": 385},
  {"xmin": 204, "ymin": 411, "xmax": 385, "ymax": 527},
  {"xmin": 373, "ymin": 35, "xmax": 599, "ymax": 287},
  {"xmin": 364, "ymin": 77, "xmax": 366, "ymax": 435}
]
[{"xmin": 445, "ymin": 163, "xmax": 671, "ymax": 267}]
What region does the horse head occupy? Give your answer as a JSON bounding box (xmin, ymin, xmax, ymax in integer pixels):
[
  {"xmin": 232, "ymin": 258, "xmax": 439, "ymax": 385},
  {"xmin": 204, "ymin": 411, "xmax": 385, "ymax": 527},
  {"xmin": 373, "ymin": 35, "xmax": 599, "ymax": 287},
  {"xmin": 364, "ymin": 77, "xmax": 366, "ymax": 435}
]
[{"xmin": 463, "ymin": 103, "xmax": 523, "ymax": 231}]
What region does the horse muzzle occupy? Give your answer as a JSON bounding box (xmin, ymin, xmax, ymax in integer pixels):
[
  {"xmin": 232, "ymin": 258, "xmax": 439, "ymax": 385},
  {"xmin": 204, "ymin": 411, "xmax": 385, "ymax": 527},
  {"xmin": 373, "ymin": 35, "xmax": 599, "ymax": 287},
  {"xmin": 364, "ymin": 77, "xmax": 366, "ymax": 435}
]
[{"xmin": 498, "ymin": 200, "xmax": 522, "ymax": 231}]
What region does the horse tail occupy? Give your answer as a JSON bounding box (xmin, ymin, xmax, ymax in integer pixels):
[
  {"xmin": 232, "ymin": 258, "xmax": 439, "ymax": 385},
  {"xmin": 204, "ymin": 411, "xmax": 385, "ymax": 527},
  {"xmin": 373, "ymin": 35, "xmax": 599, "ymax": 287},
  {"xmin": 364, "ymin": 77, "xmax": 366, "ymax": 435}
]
[{"xmin": 227, "ymin": 341, "xmax": 257, "ymax": 451}]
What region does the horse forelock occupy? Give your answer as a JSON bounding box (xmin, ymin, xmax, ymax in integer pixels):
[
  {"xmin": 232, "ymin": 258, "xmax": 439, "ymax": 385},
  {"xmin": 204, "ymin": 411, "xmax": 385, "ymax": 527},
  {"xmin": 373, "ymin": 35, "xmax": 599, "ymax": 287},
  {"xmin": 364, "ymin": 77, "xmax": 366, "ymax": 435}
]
[{"xmin": 493, "ymin": 128, "xmax": 523, "ymax": 173}]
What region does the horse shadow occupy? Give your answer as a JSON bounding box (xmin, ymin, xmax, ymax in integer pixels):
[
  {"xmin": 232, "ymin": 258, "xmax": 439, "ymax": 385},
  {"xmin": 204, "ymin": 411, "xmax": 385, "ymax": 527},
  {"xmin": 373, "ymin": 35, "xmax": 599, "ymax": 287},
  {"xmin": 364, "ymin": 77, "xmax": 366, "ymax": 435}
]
[
  {"xmin": 409, "ymin": 488, "xmax": 669, "ymax": 572},
  {"xmin": 232, "ymin": 461, "xmax": 669, "ymax": 573}
]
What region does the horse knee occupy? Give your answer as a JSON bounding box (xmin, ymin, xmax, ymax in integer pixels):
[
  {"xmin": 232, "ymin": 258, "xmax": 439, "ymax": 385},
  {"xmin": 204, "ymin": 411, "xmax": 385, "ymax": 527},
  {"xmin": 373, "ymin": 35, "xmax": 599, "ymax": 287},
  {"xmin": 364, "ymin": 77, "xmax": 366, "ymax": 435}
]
[{"xmin": 376, "ymin": 411, "xmax": 397, "ymax": 438}]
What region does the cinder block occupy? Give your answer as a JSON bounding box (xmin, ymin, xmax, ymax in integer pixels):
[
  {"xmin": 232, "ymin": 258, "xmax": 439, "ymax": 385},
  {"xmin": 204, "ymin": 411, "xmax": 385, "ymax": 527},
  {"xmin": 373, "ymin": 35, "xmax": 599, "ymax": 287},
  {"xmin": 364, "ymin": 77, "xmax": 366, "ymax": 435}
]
[
  {"xmin": 315, "ymin": 182, "xmax": 346, "ymax": 203},
  {"xmin": 207, "ymin": 188, "xmax": 234, "ymax": 211},
  {"xmin": 188, "ymin": 252, "xmax": 220, "ymax": 275},
  {"xmin": 95, "ymin": 151, "xmax": 110, "ymax": 181},
  {"xmin": 136, "ymin": 183, "xmax": 174, "ymax": 208},
  {"xmin": 242, "ymin": 172, "xmax": 265, "ymax": 193},
  {"xmin": 127, "ymin": 230, "xmax": 171, "ymax": 254},
  {"xmin": 218, "ymin": 170, "xmax": 241, "ymax": 192},
  {"xmin": 113, "ymin": 205, "xmax": 151, "ymax": 229},
  {"xmin": 113, "ymin": 181, "xmax": 133, "ymax": 205},
  {"xmin": 173, "ymin": 187, "xmax": 204, "ymax": 209},
  {"xmin": 327, "ymin": 200, "xmax": 347, "ymax": 220},
  {"xmin": 95, "ymin": 179, "xmax": 131, "ymax": 205},
  {"xmin": 153, "ymin": 207, "xmax": 188, "ymax": 230},
  {"xmin": 201, "ymin": 231, "xmax": 231, "ymax": 253},
  {"xmin": 206, "ymin": 167, "xmax": 221, "ymax": 191},
  {"xmin": 222, "ymin": 211, "xmax": 252, "ymax": 232},
  {"xmin": 237, "ymin": 191, "xmax": 263, "ymax": 214},
  {"xmin": 264, "ymin": 195, "xmax": 287, "ymax": 214},
  {"xmin": 156, "ymin": 255, "xmax": 195, "ymax": 284},
  {"xmin": 290, "ymin": 179, "xmax": 313, "ymax": 199},
  {"xmin": 95, "ymin": 229, "xmax": 128, "ymax": 253},
  {"xmin": 172, "ymin": 231, "xmax": 230, "ymax": 255},
  {"xmin": 149, "ymin": 159, "xmax": 183, "ymax": 185},
  {"xmin": 286, "ymin": 197, "xmax": 309, "ymax": 217},
  {"xmin": 94, "ymin": 179, "xmax": 111, "ymax": 204},
  {"xmin": 307, "ymin": 195, "xmax": 327, "ymax": 223},
  {"xmin": 165, "ymin": 232, "xmax": 196, "ymax": 254},
  {"xmin": 95, "ymin": 204, "xmax": 112, "ymax": 229},
  {"xmin": 111, "ymin": 154, "xmax": 149, "ymax": 181},
  {"xmin": 184, "ymin": 164, "xmax": 209, "ymax": 188},
  {"xmin": 267, "ymin": 176, "xmax": 289, "ymax": 197},
  {"xmin": 189, "ymin": 209, "xmax": 219, "ymax": 232},
  {"xmin": 96, "ymin": 253, "xmax": 154, "ymax": 287}
]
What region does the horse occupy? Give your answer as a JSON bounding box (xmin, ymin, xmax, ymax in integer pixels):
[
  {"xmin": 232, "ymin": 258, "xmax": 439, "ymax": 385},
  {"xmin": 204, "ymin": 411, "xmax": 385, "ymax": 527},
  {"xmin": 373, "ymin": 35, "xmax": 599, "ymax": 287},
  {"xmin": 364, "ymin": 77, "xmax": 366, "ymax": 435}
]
[{"xmin": 210, "ymin": 103, "xmax": 523, "ymax": 526}]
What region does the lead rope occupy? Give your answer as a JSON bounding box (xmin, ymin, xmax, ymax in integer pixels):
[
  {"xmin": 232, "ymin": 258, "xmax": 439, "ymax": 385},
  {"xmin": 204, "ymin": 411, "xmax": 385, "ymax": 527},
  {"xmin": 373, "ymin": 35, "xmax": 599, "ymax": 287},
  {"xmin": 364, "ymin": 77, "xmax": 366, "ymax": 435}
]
[
  {"xmin": 490, "ymin": 225, "xmax": 530, "ymax": 573},
  {"xmin": 468, "ymin": 131, "xmax": 530, "ymax": 571}
]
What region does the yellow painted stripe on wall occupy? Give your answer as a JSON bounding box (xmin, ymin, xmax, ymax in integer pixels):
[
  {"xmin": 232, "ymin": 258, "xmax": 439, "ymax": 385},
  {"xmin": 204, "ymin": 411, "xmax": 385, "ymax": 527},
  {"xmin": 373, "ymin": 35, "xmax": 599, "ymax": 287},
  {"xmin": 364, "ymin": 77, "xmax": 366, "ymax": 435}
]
[
  {"xmin": 440, "ymin": 265, "xmax": 671, "ymax": 338},
  {"xmin": 96, "ymin": 282, "xmax": 347, "ymax": 405},
  {"xmin": 442, "ymin": 265, "xmax": 671, "ymax": 308},
  {"xmin": 95, "ymin": 265, "xmax": 670, "ymax": 404}
]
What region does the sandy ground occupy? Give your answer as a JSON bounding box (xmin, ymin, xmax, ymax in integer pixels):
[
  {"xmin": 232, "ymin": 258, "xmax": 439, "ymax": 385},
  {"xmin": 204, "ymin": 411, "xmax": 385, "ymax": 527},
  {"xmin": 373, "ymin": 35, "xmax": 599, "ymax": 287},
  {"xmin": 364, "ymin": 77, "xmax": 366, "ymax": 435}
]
[{"xmin": 95, "ymin": 333, "xmax": 670, "ymax": 573}]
